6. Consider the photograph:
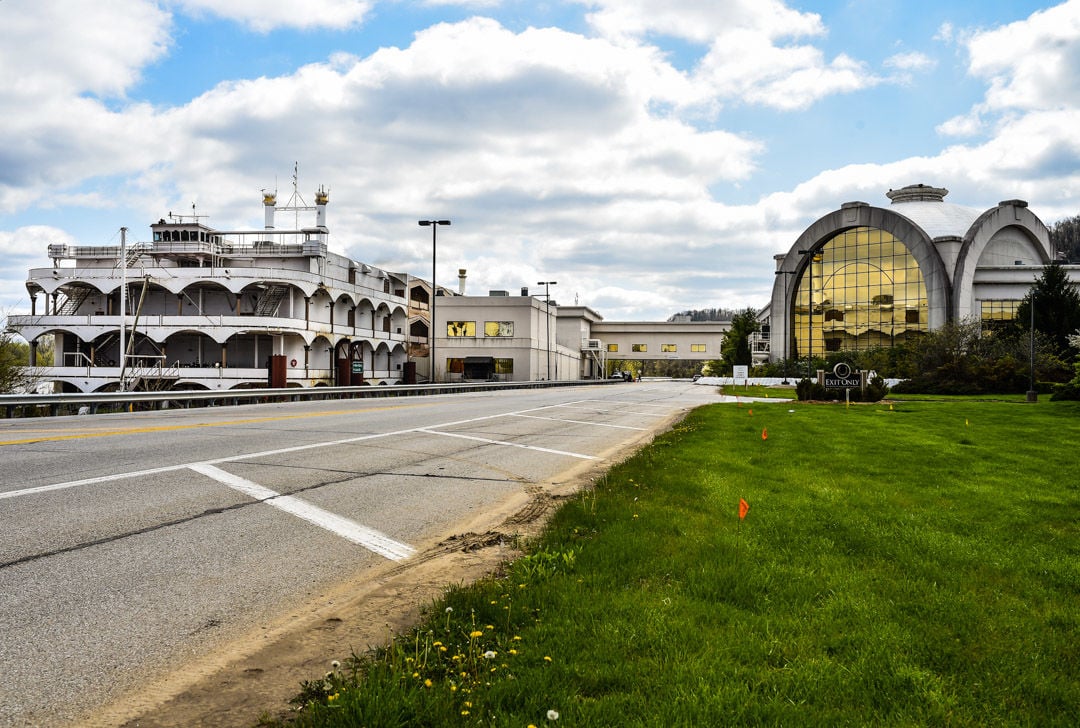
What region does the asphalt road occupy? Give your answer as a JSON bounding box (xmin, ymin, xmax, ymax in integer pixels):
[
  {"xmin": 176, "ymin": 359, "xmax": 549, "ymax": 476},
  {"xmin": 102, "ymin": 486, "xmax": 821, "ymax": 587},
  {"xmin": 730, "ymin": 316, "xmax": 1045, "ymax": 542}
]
[{"xmin": 0, "ymin": 381, "xmax": 724, "ymax": 727}]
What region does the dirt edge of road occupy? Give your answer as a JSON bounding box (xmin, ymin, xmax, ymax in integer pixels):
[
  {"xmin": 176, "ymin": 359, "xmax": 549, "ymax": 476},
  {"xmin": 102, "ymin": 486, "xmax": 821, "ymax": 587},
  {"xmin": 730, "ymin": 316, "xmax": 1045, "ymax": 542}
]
[{"xmin": 82, "ymin": 418, "xmax": 674, "ymax": 728}]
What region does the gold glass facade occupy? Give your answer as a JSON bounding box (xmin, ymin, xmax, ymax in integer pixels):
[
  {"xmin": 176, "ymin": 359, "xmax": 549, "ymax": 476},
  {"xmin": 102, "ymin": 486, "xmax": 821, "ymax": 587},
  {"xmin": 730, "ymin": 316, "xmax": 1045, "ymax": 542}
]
[{"xmin": 794, "ymin": 227, "xmax": 927, "ymax": 356}]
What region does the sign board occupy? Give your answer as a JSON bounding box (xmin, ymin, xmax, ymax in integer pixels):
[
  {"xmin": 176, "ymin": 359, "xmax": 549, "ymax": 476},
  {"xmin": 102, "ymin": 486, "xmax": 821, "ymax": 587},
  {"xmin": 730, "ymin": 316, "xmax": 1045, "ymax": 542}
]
[
  {"xmin": 824, "ymin": 362, "xmax": 860, "ymax": 389},
  {"xmin": 733, "ymin": 365, "xmax": 749, "ymax": 380},
  {"xmin": 351, "ymin": 361, "xmax": 364, "ymax": 374}
]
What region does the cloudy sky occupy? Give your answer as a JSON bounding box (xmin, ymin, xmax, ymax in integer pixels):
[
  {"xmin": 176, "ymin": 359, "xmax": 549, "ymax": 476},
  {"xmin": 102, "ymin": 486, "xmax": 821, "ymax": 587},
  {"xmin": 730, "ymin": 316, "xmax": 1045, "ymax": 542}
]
[{"xmin": 3, "ymin": 0, "xmax": 1079, "ymax": 322}]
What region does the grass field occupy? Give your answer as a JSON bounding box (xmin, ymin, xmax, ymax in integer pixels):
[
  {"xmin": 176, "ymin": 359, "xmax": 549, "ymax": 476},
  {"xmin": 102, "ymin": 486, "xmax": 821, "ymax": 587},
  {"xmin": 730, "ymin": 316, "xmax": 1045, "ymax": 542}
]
[{"xmin": 267, "ymin": 399, "xmax": 1080, "ymax": 727}]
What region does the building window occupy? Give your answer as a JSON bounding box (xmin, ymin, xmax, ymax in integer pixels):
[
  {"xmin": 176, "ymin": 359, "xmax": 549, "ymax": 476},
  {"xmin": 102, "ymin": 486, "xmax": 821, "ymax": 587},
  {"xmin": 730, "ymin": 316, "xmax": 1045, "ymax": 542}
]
[
  {"xmin": 484, "ymin": 321, "xmax": 514, "ymax": 337},
  {"xmin": 632, "ymin": 344, "xmax": 647, "ymax": 352},
  {"xmin": 447, "ymin": 358, "xmax": 464, "ymax": 373},
  {"xmin": 661, "ymin": 344, "xmax": 677, "ymax": 353},
  {"xmin": 691, "ymin": 344, "xmax": 706, "ymax": 353},
  {"xmin": 446, "ymin": 321, "xmax": 475, "ymax": 337},
  {"xmin": 607, "ymin": 343, "xmax": 619, "ymax": 352},
  {"xmin": 794, "ymin": 226, "xmax": 927, "ymax": 355},
  {"xmin": 980, "ymin": 300, "xmax": 1020, "ymax": 333},
  {"xmin": 495, "ymin": 358, "xmax": 514, "ymax": 374}
]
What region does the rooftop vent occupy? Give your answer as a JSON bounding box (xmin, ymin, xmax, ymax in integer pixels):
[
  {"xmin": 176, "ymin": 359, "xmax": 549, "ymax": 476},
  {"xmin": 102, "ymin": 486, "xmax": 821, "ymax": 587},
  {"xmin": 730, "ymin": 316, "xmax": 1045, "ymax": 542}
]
[{"xmin": 886, "ymin": 184, "xmax": 948, "ymax": 204}]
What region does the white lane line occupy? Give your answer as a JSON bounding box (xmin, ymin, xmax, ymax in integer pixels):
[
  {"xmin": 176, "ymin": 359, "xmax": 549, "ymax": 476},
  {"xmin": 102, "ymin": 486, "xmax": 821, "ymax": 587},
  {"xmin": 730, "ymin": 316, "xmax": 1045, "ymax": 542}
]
[
  {"xmin": 418, "ymin": 429, "xmax": 600, "ymax": 460},
  {"xmin": 2, "ymin": 402, "xmax": 605, "ymax": 501},
  {"xmin": 509, "ymin": 413, "xmax": 647, "ymax": 431},
  {"xmin": 188, "ymin": 463, "xmax": 415, "ymax": 561},
  {"xmin": 553, "ymin": 404, "xmax": 670, "ymax": 418},
  {"xmin": 0, "ymin": 464, "xmax": 189, "ymax": 500}
]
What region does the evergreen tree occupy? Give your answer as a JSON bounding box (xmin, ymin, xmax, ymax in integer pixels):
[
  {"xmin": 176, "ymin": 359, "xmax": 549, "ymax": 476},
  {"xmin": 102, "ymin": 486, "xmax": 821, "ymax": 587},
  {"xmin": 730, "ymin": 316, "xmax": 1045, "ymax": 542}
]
[{"xmin": 1014, "ymin": 261, "xmax": 1080, "ymax": 356}]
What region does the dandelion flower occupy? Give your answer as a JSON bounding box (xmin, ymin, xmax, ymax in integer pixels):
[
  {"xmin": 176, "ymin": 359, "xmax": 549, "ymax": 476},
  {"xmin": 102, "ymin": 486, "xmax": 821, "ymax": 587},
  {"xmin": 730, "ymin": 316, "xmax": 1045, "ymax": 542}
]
[
  {"xmin": 543, "ymin": 656, "xmax": 553, "ymax": 662},
  {"xmin": 483, "ymin": 650, "xmax": 497, "ymax": 659},
  {"xmin": 461, "ymin": 710, "xmax": 470, "ymax": 716},
  {"xmin": 445, "ymin": 607, "xmax": 453, "ymax": 613},
  {"xmin": 509, "ymin": 649, "xmax": 518, "ymax": 655},
  {"xmin": 486, "ymin": 624, "xmax": 494, "ymax": 630},
  {"xmin": 470, "ymin": 630, "xmax": 483, "ymax": 638},
  {"xmin": 424, "ymin": 679, "xmax": 433, "ymax": 688},
  {"xmin": 547, "ymin": 709, "xmax": 560, "ymax": 720},
  {"xmin": 513, "ymin": 635, "xmax": 522, "ymax": 641},
  {"xmin": 330, "ymin": 660, "xmax": 341, "ymax": 670}
]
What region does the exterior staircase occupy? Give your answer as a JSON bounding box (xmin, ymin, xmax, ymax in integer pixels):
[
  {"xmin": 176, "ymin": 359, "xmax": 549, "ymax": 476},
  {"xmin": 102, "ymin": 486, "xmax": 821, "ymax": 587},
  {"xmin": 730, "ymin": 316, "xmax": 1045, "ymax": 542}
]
[
  {"xmin": 254, "ymin": 285, "xmax": 289, "ymax": 316},
  {"xmin": 57, "ymin": 288, "xmax": 92, "ymax": 315}
]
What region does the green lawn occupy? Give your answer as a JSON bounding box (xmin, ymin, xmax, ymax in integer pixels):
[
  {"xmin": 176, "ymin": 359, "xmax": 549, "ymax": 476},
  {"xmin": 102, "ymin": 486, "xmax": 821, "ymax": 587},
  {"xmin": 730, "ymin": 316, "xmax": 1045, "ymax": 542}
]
[{"xmin": 268, "ymin": 399, "xmax": 1080, "ymax": 727}]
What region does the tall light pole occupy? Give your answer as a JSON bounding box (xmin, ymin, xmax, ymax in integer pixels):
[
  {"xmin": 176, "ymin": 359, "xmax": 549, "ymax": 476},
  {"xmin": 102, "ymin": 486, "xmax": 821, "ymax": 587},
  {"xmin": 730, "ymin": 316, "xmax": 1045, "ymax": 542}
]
[
  {"xmin": 538, "ymin": 280, "xmax": 557, "ymax": 380},
  {"xmin": 1027, "ymin": 288, "xmax": 1037, "ymax": 402},
  {"xmin": 419, "ymin": 220, "xmax": 450, "ymax": 383}
]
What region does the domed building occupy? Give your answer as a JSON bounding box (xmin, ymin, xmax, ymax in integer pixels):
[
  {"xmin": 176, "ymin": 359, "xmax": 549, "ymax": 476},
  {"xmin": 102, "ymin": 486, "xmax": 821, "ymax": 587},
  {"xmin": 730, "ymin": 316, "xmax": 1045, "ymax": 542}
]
[{"xmin": 763, "ymin": 184, "xmax": 1054, "ymax": 363}]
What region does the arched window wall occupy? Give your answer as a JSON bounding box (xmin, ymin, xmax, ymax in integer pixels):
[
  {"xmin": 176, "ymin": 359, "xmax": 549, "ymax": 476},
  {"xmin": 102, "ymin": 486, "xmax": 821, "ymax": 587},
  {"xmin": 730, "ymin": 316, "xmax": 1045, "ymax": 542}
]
[{"xmin": 794, "ymin": 226, "xmax": 928, "ymax": 356}]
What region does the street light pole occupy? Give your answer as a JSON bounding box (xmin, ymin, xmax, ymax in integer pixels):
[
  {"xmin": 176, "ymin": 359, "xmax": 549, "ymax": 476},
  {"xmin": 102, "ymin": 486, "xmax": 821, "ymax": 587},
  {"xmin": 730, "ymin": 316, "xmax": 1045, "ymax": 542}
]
[
  {"xmin": 1027, "ymin": 288, "xmax": 1037, "ymax": 402},
  {"xmin": 419, "ymin": 220, "xmax": 450, "ymax": 383},
  {"xmin": 537, "ymin": 280, "xmax": 557, "ymax": 380}
]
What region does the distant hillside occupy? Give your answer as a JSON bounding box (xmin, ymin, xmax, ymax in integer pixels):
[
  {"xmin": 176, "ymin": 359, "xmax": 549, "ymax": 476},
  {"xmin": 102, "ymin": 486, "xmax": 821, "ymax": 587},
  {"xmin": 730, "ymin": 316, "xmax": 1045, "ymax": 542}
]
[{"xmin": 667, "ymin": 308, "xmax": 738, "ymax": 322}]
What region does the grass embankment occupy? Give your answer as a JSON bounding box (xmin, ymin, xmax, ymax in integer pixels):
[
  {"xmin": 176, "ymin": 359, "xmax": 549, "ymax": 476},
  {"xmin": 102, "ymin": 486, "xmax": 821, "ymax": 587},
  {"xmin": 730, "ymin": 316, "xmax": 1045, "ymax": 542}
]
[
  {"xmin": 267, "ymin": 400, "xmax": 1080, "ymax": 727},
  {"xmin": 718, "ymin": 384, "xmax": 795, "ymax": 399}
]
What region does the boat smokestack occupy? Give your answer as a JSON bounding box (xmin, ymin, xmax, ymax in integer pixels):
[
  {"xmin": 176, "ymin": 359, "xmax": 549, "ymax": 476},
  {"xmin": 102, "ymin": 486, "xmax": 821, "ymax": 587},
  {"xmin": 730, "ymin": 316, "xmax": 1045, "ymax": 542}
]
[
  {"xmin": 458, "ymin": 269, "xmax": 467, "ymax": 295},
  {"xmin": 315, "ymin": 185, "xmax": 329, "ymax": 229},
  {"xmin": 263, "ymin": 191, "xmax": 276, "ymax": 229}
]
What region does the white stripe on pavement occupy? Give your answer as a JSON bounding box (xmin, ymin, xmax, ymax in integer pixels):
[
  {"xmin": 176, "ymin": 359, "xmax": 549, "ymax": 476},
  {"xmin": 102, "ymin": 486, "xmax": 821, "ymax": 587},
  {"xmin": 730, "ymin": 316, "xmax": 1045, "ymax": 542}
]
[
  {"xmin": 418, "ymin": 429, "xmax": 600, "ymax": 460},
  {"xmin": 188, "ymin": 463, "xmax": 415, "ymax": 561},
  {"xmin": 509, "ymin": 413, "xmax": 647, "ymax": 431}
]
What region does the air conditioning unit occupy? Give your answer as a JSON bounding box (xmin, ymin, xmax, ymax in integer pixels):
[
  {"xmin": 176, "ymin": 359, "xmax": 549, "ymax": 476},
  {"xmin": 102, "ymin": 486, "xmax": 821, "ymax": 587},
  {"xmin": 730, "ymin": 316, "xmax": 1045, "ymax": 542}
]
[{"xmin": 585, "ymin": 339, "xmax": 602, "ymax": 350}]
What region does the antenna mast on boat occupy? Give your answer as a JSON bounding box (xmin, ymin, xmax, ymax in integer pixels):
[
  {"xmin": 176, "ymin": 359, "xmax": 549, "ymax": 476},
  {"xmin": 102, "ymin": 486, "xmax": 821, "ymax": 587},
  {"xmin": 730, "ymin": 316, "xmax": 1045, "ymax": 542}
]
[{"xmin": 277, "ymin": 161, "xmax": 314, "ymax": 229}]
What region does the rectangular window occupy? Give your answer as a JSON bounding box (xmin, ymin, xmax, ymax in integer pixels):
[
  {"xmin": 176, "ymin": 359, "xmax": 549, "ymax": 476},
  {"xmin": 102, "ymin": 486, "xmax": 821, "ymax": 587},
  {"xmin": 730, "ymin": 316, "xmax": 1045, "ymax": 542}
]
[
  {"xmin": 632, "ymin": 343, "xmax": 647, "ymax": 352},
  {"xmin": 980, "ymin": 300, "xmax": 1021, "ymax": 334},
  {"xmin": 691, "ymin": 344, "xmax": 706, "ymax": 353},
  {"xmin": 484, "ymin": 321, "xmax": 514, "ymax": 337},
  {"xmin": 607, "ymin": 343, "xmax": 619, "ymax": 352},
  {"xmin": 980, "ymin": 300, "xmax": 1021, "ymax": 321},
  {"xmin": 494, "ymin": 358, "xmax": 514, "ymax": 374},
  {"xmin": 661, "ymin": 344, "xmax": 677, "ymax": 353},
  {"xmin": 446, "ymin": 321, "xmax": 476, "ymax": 337}
]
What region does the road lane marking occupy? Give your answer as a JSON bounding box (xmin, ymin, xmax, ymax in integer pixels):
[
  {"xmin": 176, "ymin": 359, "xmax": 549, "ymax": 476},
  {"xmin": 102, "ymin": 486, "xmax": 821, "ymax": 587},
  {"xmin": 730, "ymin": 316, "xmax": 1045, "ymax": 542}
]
[
  {"xmin": 553, "ymin": 404, "xmax": 670, "ymax": 417},
  {"xmin": 0, "ymin": 464, "xmax": 189, "ymax": 500},
  {"xmin": 509, "ymin": 413, "xmax": 647, "ymax": 431},
  {"xmin": 418, "ymin": 429, "xmax": 599, "ymax": 460},
  {"xmin": 1, "ymin": 404, "xmax": 605, "ymax": 501},
  {"xmin": 188, "ymin": 463, "xmax": 415, "ymax": 561}
]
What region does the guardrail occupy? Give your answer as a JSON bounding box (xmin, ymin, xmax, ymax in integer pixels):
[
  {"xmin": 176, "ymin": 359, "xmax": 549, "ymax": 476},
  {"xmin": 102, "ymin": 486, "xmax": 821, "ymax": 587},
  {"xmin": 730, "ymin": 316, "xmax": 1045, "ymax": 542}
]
[{"xmin": 0, "ymin": 379, "xmax": 618, "ymax": 419}]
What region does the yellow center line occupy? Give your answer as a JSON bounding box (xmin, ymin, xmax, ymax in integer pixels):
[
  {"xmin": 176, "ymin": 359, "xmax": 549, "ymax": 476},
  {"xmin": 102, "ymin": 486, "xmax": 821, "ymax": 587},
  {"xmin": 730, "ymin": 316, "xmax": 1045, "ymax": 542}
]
[{"xmin": 0, "ymin": 403, "xmax": 431, "ymax": 446}]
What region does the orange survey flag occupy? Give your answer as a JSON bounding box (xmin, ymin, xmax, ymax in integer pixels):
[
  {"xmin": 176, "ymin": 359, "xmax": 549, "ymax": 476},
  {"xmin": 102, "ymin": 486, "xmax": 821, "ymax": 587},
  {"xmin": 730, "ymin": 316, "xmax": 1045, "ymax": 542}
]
[
  {"xmin": 761, "ymin": 427, "xmax": 768, "ymax": 440},
  {"xmin": 748, "ymin": 409, "xmax": 753, "ymax": 416},
  {"xmin": 739, "ymin": 498, "xmax": 750, "ymax": 520}
]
